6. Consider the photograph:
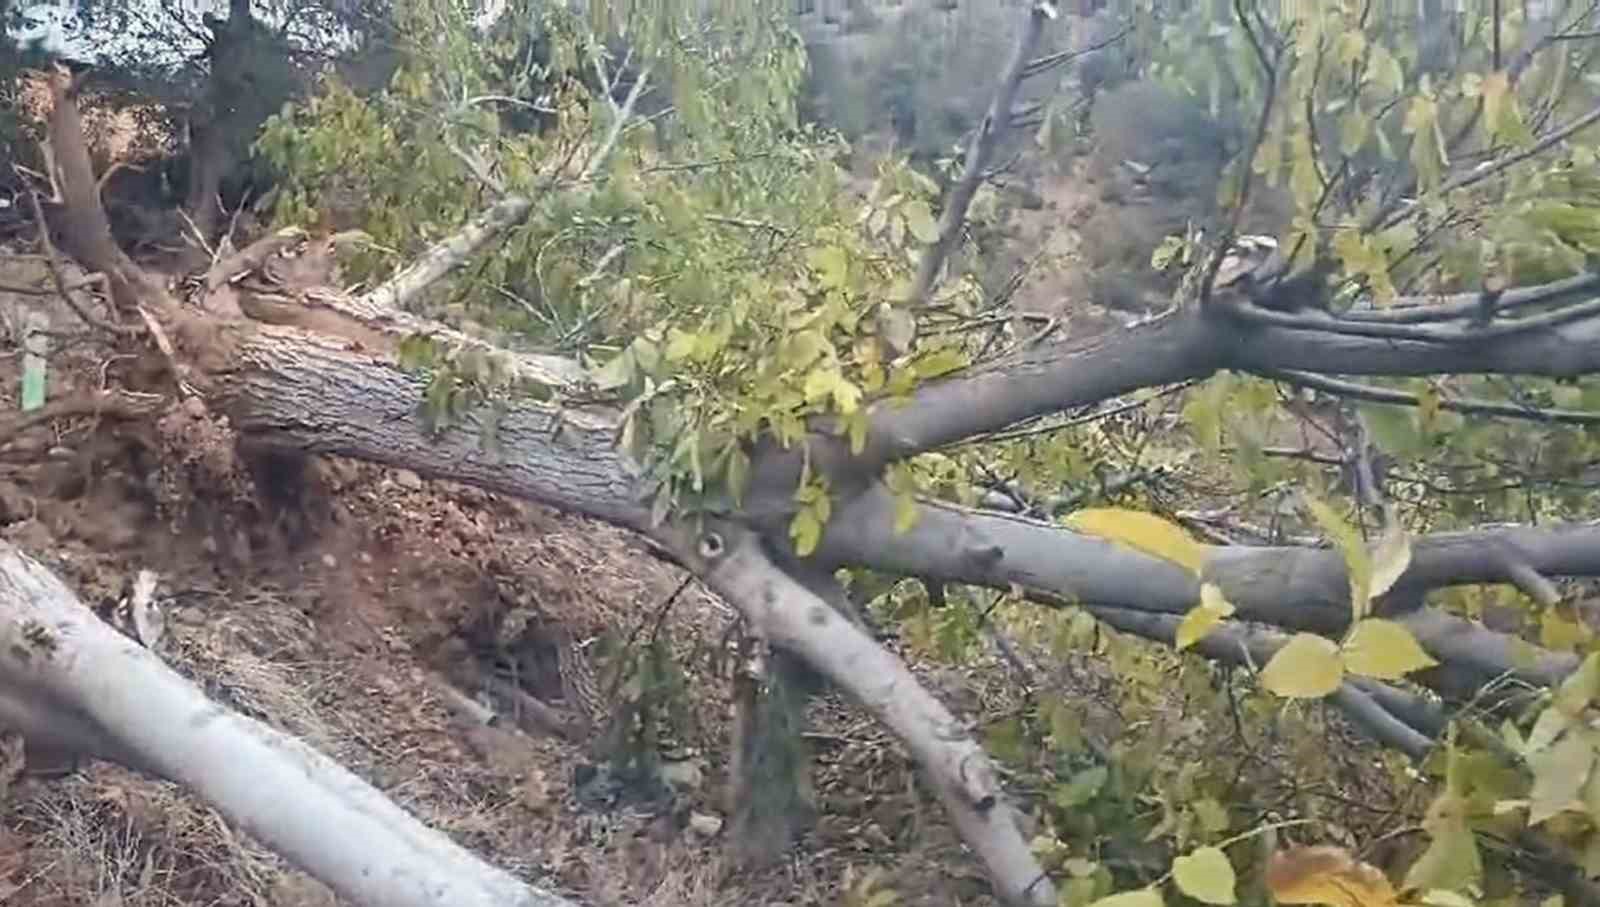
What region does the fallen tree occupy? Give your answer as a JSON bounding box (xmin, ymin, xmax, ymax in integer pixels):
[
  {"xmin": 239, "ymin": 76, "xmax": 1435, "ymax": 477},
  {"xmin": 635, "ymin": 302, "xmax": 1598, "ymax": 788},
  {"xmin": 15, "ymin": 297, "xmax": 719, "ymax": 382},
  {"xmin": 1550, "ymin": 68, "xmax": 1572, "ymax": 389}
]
[{"xmin": 9, "ymin": 0, "xmax": 1600, "ymax": 904}]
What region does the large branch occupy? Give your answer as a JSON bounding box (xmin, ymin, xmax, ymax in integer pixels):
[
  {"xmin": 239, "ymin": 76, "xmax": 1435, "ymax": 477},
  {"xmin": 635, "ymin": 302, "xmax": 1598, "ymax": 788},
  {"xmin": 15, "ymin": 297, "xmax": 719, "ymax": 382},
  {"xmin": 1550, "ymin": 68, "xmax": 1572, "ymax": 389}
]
[
  {"xmin": 0, "ymin": 542, "xmax": 570, "ymax": 907},
  {"xmin": 191, "ymin": 315, "xmax": 1588, "ymax": 704},
  {"xmin": 354, "ymin": 59, "xmax": 652, "ymax": 313},
  {"xmin": 859, "ymin": 310, "xmax": 1220, "ymax": 467},
  {"xmin": 861, "ymin": 299, "xmax": 1600, "ymax": 468},
  {"xmin": 653, "ymin": 520, "xmax": 1056, "ymax": 907},
  {"xmin": 810, "ymin": 488, "xmax": 1593, "ymax": 686},
  {"xmin": 202, "ymin": 321, "xmax": 646, "ymax": 527},
  {"xmin": 1087, "ymin": 606, "xmax": 1439, "ymax": 759}
]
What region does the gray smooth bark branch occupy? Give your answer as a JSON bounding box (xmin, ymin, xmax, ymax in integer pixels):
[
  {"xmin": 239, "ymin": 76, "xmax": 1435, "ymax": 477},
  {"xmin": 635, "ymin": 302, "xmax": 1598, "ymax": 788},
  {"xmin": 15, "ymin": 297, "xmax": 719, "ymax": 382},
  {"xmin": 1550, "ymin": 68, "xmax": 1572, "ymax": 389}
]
[
  {"xmin": 907, "ymin": 3, "xmax": 1049, "ymax": 311},
  {"xmin": 0, "ymin": 543, "xmax": 569, "ymax": 907},
  {"xmin": 655, "ymin": 520, "xmax": 1056, "ymax": 907}
]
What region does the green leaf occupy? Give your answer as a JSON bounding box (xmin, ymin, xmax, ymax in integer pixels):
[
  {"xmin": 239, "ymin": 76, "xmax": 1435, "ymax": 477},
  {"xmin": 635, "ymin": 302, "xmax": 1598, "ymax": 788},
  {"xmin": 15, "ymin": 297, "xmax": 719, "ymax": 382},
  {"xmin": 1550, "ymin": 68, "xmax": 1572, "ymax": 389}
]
[
  {"xmin": 664, "ymin": 328, "xmax": 698, "ymax": 362},
  {"xmin": 1065, "ymin": 508, "xmax": 1206, "ymax": 575},
  {"xmin": 790, "ymin": 507, "xmax": 823, "ymax": 557},
  {"xmin": 1260, "ymin": 633, "xmax": 1344, "ymax": 699},
  {"xmin": 1052, "ymin": 765, "xmax": 1108, "ymax": 808},
  {"xmin": 1338, "ymin": 108, "xmax": 1370, "ymax": 157},
  {"xmin": 591, "ymin": 348, "xmax": 636, "ymax": 391},
  {"xmin": 1151, "ymin": 235, "xmax": 1187, "ymax": 271},
  {"xmin": 726, "ymin": 446, "xmax": 750, "ymax": 505},
  {"xmin": 1341, "ymin": 618, "xmax": 1439, "ymax": 680},
  {"xmin": 912, "ymin": 347, "xmax": 968, "ymax": 380},
  {"xmin": 1172, "ymin": 846, "xmax": 1237, "ymax": 906},
  {"xmin": 1528, "ymin": 731, "xmax": 1597, "ymax": 825},
  {"xmin": 893, "ymin": 488, "xmax": 919, "ymax": 535},
  {"xmin": 808, "ymin": 244, "xmax": 850, "ymax": 290},
  {"xmin": 1370, "ymin": 45, "xmax": 1403, "ymax": 94},
  {"xmin": 903, "ymin": 199, "xmax": 940, "ymax": 244},
  {"xmin": 1404, "ymin": 793, "xmax": 1482, "ymax": 892}
]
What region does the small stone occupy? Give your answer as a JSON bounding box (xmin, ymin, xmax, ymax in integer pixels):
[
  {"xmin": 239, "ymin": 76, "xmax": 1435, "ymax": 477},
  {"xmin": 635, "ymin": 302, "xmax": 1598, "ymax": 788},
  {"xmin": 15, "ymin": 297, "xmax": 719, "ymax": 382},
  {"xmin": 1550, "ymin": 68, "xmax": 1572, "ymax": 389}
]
[
  {"xmin": 658, "ymin": 758, "xmax": 704, "ymax": 792},
  {"xmin": 182, "ymin": 397, "xmax": 206, "ymax": 418},
  {"xmin": 686, "ymin": 812, "xmax": 723, "ymax": 840},
  {"xmin": 320, "ymin": 553, "xmax": 338, "ymax": 569},
  {"xmin": 357, "ymin": 552, "xmax": 373, "ymax": 565},
  {"xmin": 394, "ymin": 470, "xmax": 423, "ymax": 490}
]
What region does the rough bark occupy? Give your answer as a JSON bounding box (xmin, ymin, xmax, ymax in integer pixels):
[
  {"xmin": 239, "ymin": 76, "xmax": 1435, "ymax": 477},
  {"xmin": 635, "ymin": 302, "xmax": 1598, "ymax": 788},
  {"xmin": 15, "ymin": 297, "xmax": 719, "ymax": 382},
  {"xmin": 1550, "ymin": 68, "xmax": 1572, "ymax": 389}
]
[{"xmin": 0, "ymin": 543, "xmax": 572, "ymax": 907}]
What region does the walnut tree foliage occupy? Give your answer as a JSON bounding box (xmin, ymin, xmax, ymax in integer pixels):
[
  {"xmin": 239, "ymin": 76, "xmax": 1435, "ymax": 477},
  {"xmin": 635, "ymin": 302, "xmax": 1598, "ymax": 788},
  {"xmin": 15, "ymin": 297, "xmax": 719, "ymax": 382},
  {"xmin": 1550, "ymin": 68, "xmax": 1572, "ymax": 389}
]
[{"xmin": 255, "ymin": 0, "xmax": 1600, "ymax": 904}]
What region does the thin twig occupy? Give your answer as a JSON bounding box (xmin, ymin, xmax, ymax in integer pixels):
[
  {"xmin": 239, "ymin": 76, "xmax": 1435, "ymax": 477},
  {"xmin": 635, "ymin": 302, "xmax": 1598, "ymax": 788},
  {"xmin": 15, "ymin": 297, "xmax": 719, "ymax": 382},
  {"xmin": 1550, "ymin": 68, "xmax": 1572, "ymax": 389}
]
[
  {"xmin": 24, "ymin": 192, "xmax": 141, "ymax": 337},
  {"xmin": 1260, "ymin": 368, "xmax": 1600, "ymax": 425}
]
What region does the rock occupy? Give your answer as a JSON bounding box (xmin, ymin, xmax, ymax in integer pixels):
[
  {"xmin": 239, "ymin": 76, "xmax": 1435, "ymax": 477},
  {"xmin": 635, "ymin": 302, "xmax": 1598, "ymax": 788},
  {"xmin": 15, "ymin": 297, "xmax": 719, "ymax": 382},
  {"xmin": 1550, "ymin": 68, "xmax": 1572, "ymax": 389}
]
[
  {"xmin": 657, "ymin": 758, "xmax": 704, "ymax": 793},
  {"xmin": 320, "ymin": 553, "xmax": 338, "ymax": 569},
  {"xmin": 686, "ymin": 812, "xmax": 723, "ymax": 840},
  {"xmin": 394, "ymin": 469, "xmax": 423, "ymax": 490}
]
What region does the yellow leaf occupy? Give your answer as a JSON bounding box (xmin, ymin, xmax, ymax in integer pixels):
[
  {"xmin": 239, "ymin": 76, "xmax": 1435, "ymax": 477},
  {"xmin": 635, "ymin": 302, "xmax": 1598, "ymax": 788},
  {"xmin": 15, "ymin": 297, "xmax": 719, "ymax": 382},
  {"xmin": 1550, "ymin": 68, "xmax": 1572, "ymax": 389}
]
[
  {"xmin": 1554, "ymin": 654, "xmax": 1600, "ymax": 717},
  {"xmin": 1482, "ymin": 70, "xmax": 1509, "ymax": 126},
  {"xmin": 902, "ymin": 199, "xmax": 941, "ymax": 245},
  {"xmin": 831, "ymin": 376, "xmax": 862, "ymax": 415},
  {"xmin": 1265, "ymin": 846, "xmax": 1399, "ymax": 907},
  {"xmin": 1341, "ymin": 619, "xmax": 1438, "ymax": 680},
  {"xmin": 1304, "ymin": 495, "xmax": 1372, "ymax": 621},
  {"xmin": 1369, "ymin": 46, "xmax": 1403, "ymax": 95},
  {"xmin": 1260, "ymin": 633, "xmax": 1344, "ymax": 699},
  {"xmin": 1176, "ymin": 584, "xmax": 1236, "ymax": 651},
  {"xmin": 1339, "ymin": 108, "xmax": 1370, "ymax": 156},
  {"xmin": 1087, "ymin": 891, "xmax": 1164, "ymax": 907},
  {"xmin": 664, "ymin": 328, "xmax": 697, "ymax": 362},
  {"xmin": 1368, "ymin": 526, "xmax": 1412, "ymax": 599},
  {"xmin": 1172, "ymin": 846, "xmax": 1237, "ymax": 905},
  {"xmin": 1541, "ymin": 608, "xmax": 1592, "ymax": 651},
  {"xmin": 1065, "ymin": 508, "xmax": 1206, "ymax": 575},
  {"xmin": 803, "ymin": 367, "xmax": 839, "ymax": 403}
]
